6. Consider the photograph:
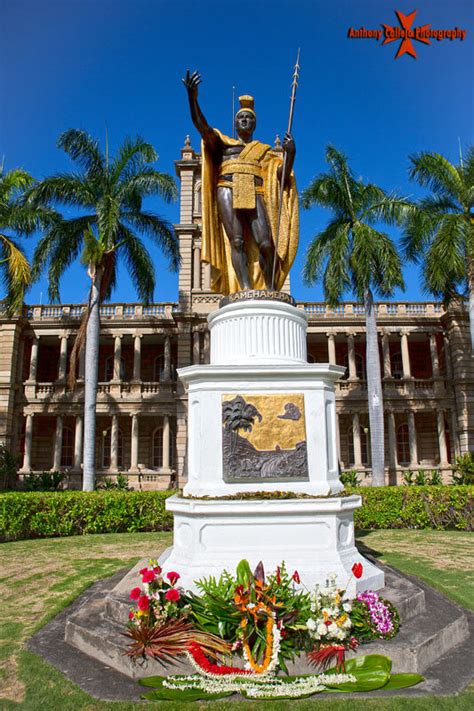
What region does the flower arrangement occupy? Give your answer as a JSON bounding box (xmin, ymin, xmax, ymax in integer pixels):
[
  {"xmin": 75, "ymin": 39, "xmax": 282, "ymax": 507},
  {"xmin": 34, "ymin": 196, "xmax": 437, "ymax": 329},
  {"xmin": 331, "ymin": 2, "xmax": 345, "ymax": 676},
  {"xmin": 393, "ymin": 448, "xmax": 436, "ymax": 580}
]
[{"xmin": 125, "ymin": 559, "xmax": 421, "ymax": 700}]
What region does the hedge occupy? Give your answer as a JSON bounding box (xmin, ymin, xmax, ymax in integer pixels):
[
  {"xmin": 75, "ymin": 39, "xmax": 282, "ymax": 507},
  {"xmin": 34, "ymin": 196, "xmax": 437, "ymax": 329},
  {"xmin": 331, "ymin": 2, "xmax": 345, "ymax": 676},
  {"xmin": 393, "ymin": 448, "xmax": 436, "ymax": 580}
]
[
  {"xmin": 0, "ymin": 490, "xmax": 174, "ymax": 542},
  {"xmin": 0, "ymin": 486, "xmax": 472, "ymax": 542}
]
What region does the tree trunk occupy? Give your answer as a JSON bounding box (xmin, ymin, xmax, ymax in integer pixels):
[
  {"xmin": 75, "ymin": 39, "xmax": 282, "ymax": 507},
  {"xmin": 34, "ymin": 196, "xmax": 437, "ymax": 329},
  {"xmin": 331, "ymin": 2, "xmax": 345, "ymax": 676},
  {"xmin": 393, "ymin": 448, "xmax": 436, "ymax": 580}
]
[
  {"xmin": 82, "ymin": 269, "xmax": 102, "ymax": 491},
  {"xmin": 364, "ymin": 289, "xmax": 385, "ymax": 486}
]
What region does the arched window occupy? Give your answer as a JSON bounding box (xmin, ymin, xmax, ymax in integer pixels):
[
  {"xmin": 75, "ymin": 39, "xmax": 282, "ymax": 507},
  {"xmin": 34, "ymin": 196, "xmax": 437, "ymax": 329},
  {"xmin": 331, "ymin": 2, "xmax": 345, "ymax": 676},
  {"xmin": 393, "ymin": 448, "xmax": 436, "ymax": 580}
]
[
  {"xmin": 346, "ymin": 425, "xmax": 370, "ymax": 466},
  {"xmin": 104, "ymin": 356, "xmax": 125, "ymax": 382},
  {"xmin": 102, "ymin": 428, "xmax": 123, "ymax": 468},
  {"xmin": 152, "ymin": 425, "xmax": 175, "ymax": 468},
  {"xmin": 61, "ymin": 426, "xmax": 74, "ymax": 467},
  {"xmin": 392, "ymin": 352, "xmax": 403, "ymax": 380},
  {"xmin": 396, "ymin": 423, "xmax": 410, "ymax": 465},
  {"xmin": 343, "ymin": 353, "xmax": 366, "ymax": 380}
]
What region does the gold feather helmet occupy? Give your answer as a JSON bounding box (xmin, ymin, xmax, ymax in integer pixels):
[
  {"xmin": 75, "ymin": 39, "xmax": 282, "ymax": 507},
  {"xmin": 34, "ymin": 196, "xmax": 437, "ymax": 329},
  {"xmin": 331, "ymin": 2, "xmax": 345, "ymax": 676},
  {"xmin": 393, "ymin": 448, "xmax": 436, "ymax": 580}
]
[{"xmin": 235, "ymin": 95, "xmax": 256, "ymax": 118}]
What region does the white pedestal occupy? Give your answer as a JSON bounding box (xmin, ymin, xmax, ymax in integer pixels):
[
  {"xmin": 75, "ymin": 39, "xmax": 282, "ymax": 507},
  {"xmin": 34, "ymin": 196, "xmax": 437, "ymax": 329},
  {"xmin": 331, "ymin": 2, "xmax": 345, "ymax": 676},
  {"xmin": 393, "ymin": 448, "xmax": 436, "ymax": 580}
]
[
  {"xmin": 162, "ymin": 298, "xmax": 384, "ymax": 593},
  {"xmin": 160, "ymin": 494, "xmax": 384, "ymax": 595}
]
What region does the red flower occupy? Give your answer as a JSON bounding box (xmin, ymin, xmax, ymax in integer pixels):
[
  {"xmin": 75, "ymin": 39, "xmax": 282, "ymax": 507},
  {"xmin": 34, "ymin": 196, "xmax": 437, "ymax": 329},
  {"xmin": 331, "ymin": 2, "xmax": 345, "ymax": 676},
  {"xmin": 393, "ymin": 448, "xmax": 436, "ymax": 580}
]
[
  {"xmin": 137, "ymin": 595, "xmax": 150, "ymax": 611},
  {"xmin": 128, "ymin": 611, "xmax": 134, "ymax": 620},
  {"xmin": 165, "ymin": 588, "xmax": 180, "ymax": 602},
  {"xmin": 166, "ymin": 571, "xmax": 180, "ymax": 585},
  {"xmin": 139, "ymin": 567, "xmax": 148, "ymax": 575},
  {"xmin": 188, "ymin": 643, "xmax": 252, "ymax": 676},
  {"xmin": 129, "ymin": 586, "xmax": 141, "ymax": 601},
  {"xmin": 352, "ymin": 562, "xmax": 363, "ymax": 579},
  {"xmin": 292, "ymin": 570, "xmax": 301, "ymax": 584},
  {"xmin": 141, "ymin": 570, "xmax": 156, "ymax": 584},
  {"xmin": 276, "ymin": 566, "xmax": 281, "ymax": 585},
  {"xmin": 153, "ymin": 565, "xmax": 162, "ymax": 575}
]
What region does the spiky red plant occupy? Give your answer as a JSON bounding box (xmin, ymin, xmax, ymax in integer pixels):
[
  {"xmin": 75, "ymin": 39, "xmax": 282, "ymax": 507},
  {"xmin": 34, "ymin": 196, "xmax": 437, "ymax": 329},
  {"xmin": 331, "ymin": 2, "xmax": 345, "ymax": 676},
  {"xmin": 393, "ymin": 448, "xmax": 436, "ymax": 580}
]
[
  {"xmin": 307, "ymin": 644, "xmax": 347, "ymax": 672},
  {"xmin": 123, "ymin": 618, "xmax": 230, "ymax": 662}
]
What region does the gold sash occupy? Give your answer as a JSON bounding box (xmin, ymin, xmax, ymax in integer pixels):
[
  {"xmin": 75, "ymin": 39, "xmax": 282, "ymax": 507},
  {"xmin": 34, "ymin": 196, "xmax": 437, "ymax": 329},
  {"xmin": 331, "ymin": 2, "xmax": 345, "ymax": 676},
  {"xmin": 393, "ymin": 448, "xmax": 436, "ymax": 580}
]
[{"xmin": 218, "ymin": 141, "xmax": 270, "ymax": 209}]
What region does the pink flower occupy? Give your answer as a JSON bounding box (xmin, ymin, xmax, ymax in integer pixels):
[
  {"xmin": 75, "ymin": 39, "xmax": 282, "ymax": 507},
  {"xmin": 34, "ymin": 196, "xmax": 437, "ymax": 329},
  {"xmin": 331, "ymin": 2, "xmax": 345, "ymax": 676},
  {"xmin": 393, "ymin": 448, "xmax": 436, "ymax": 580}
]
[
  {"xmin": 166, "ymin": 571, "xmax": 180, "ymax": 585},
  {"xmin": 137, "ymin": 595, "xmax": 150, "ymax": 611},
  {"xmin": 292, "ymin": 570, "xmax": 301, "ymax": 584},
  {"xmin": 165, "ymin": 588, "xmax": 180, "ymax": 602},
  {"xmin": 139, "ymin": 567, "xmax": 148, "ymax": 575},
  {"xmin": 153, "ymin": 565, "xmax": 162, "ymax": 575},
  {"xmin": 142, "ymin": 570, "xmax": 156, "ymax": 584},
  {"xmin": 129, "ymin": 587, "xmax": 141, "ymax": 601}
]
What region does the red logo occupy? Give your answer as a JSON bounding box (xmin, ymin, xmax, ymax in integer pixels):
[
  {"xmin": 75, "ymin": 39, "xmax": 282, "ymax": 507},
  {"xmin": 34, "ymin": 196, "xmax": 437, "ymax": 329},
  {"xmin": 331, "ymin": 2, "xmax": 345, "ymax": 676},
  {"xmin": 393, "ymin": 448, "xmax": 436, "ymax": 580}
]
[{"xmin": 348, "ymin": 9, "xmax": 467, "ymax": 60}]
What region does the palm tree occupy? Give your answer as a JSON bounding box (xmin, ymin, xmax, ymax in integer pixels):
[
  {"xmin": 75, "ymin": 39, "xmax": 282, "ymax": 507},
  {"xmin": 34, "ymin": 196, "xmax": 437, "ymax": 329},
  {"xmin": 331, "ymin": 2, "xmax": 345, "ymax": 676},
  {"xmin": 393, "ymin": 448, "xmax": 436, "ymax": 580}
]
[
  {"xmin": 403, "ymin": 147, "xmax": 474, "ymax": 348},
  {"xmin": 0, "ymin": 167, "xmax": 55, "ymax": 316},
  {"xmin": 302, "ymin": 145, "xmax": 410, "ymax": 486},
  {"xmin": 29, "ymin": 129, "xmax": 179, "ymax": 491}
]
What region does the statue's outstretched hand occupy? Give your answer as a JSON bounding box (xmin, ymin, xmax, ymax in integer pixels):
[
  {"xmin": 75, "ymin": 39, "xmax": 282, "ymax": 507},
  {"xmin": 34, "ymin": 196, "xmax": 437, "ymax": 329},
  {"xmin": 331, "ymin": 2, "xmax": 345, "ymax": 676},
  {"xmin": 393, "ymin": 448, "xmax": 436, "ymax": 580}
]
[
  {"xmin": 282, "ymin": 132, "xmax": 296, "ymax": 155},
  {"xmin": 182, "ymin": 69, "xmax": 201, "ymax": 99}
]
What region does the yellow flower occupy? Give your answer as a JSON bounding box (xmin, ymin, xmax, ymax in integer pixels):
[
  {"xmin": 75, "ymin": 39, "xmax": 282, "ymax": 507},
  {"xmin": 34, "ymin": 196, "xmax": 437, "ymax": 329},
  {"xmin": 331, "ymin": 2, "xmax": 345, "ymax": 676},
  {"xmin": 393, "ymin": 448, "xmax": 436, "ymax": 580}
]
[{"xmin": 336, "ymin": 614, "xmax": 347, "ymax": 627}]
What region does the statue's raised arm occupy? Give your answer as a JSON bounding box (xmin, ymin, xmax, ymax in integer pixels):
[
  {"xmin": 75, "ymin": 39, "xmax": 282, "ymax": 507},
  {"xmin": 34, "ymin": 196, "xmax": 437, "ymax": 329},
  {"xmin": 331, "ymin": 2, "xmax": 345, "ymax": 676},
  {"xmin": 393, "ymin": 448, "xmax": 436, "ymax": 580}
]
[{"xmin": 182, "ymin": 70, "xmax": 220, "ymax": 154}]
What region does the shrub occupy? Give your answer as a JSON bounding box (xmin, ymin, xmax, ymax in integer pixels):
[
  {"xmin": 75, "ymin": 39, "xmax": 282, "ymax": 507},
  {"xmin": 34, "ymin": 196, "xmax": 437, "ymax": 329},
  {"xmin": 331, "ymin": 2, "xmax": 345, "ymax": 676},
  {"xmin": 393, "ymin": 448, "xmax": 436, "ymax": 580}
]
[
  {"xmin": 340, "ymin": 469, "xmax": 360, "ymax": 487},
  {"xmin": 0, "ymin": 445, "xmax": 19, "ymax": 490},
  {"xmin": 452, "ymin": 453, "xmax": 474, "ymax": 485},
  {"xmin": 96, "ymin": 473, "xmax": 132, "ymax": 491},
  {"xmin": 351, "ymin": 485, "xmax": 473, "ymax": 531},
  {"xmin": 0, "ymin": 490, "xmax": 174, "ymax": 542},
  {"xmin": 402, "ymin": 469, "xmax": 442, "ymax": 486},
  {"xmin": 23, "ymin": 470, "xmax": 65, "ymax": 491}
]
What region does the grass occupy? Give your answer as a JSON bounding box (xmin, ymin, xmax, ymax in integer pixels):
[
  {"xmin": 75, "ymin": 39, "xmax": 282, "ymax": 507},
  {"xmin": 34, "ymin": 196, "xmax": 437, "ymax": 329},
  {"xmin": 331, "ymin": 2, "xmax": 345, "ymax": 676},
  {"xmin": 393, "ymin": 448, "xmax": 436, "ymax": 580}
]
[{"xmin": 0, "ymin": 529, "xmax": 472, "ymax": 709}]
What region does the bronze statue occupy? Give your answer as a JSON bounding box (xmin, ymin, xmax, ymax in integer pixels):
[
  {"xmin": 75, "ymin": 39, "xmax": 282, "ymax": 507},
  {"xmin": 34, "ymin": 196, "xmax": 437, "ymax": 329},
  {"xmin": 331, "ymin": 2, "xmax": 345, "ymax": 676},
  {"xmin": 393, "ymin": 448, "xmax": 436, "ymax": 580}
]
[{"xmin": 183, "ymin": 70, "xmax": 299, "ymax": 295}]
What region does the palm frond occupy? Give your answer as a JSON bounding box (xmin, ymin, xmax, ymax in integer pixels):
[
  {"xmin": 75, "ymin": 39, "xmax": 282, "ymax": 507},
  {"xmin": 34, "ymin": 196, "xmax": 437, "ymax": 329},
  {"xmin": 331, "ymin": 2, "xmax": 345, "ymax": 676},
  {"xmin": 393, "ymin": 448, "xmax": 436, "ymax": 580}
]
[
  {"xmin": 123, "ymin": 211, "xmax": 180, "ymax": 270},
  {"xmin": 408, "ymin": 151, "xmax": 465, "ymax": 205},
  {"xmin": 322, "ymin": 222, "xmax": 351, "ymax": 306},
  {"xmin": 31, "ymin": 216, "xmax": 95, "ymax": 285},
  {"xmin": 110, "ymin": 136, "xmax": 157, "ymax": 183},
  {"xmin": 0, "ymin": 234, "xmax": 31, "ymax": 316},
  {"xmin": 423, "ymin": 215, "xmax": 467, "ymax": 298},
  {"xmin": 0, "ymin": 168, "xmax": 34, "ymax": 200},
  {"xmin": 57, "ymin": 129, "xmax": 105, "ymax": 176},
  {"xmin": 117, "ymin": 226, "xmax": 155, "ymax": 303},
  {"xmin": 26, "ymin": 173, "xmax": 96, "ymax": 209},
  {"xmin": 118, "ymin": 168, "xmax": 177, "ymax": 204},
  {"xmin": 302, "ymin": 219, "xmax": 346, "ymax": 286},
  {"xmin": 363, "ymin": 194, "xmax": 415, "ymax": 226}
]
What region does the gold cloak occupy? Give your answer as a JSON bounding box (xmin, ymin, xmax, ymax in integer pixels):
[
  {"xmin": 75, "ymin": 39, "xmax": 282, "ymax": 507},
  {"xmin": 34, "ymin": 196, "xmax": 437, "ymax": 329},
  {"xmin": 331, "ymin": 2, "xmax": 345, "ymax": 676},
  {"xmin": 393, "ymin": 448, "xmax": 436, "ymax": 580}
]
[{"xmin": 201, "ymin": 129, "xmax": 299, "ymax": 295}]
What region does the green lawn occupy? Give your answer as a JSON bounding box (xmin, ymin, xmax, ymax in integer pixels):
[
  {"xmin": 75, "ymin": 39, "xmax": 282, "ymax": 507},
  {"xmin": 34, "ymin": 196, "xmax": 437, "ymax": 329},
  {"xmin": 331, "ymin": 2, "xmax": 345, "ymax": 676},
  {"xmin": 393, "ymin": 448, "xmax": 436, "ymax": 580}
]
[{"xmin": 0, "ymin": 530, "xmax": 472, "ymax": 709}]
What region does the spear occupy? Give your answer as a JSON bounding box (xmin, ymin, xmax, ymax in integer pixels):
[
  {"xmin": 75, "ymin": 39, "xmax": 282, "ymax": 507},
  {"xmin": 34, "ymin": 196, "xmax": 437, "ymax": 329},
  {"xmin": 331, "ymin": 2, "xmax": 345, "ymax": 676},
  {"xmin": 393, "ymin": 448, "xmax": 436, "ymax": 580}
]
[{"xmin": 271, "ymin": 49, "xmax": 301, "ymax": 291}]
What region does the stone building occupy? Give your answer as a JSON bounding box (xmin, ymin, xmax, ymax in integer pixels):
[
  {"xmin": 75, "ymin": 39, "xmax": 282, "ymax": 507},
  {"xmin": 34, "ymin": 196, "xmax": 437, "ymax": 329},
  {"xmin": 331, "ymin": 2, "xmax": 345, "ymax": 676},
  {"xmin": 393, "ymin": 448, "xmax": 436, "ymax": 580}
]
[{"xmin": 0, "ymin": 138, "xmax": 472, "ymax": 488}]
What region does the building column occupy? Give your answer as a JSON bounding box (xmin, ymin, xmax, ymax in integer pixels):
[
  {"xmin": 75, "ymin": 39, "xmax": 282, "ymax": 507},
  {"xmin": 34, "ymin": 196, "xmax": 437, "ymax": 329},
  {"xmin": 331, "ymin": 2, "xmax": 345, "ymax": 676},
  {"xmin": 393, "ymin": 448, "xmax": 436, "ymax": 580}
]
[
  {"xmin": 451, "ymin": 409, "xmax": 460, "ymax": 458},
  {"xmin": 382, "ymin": 333, "xmax": 392, "ymax": 378},
  {"xmin": 352, "ymin": 412, "xmax": 362, "ymax": 467},
  {"xmin": 110, "ymin": 415, "xmax": 119, "ymax": 470},
  {"xmin": 407, "ymin": 411, "xmax": 418, "ymax": 466},
  {"xmin": 132, "ymin": 335, "xmax": 142, "ymax": 381},
  {"xmin": 193, "ymin": 244, "xmax": 201, "ymax": 290},
  {"xmin": 113, "ymin": 336, "xmax": 122, "ymax": 381},
  {"xmin": 28, "ymin": 338, "xmax": 39, "ymax": 382},
  {"xmin": 130, "ymin": 413, "xmax": 139, "ymax": 472},
  {"xmin": 429, "ymin": 333, "xmax": 440, "ymax": 378},
  {"xmin": 162, "ymin": 415, "xmax": 170, "ymax": 469},
  {"xmin": 327, "ymin": 333, "xmax": 336, "ymax": 364},
  {"xmin": 400, "ymin": 331, "xmax": 412, "ymax": 378},
  {"xmin": 203, "ymin": 330, "xmax": 210, "ymax": 364},
  {"xmin": 437, "ymin": 409, "xmax": 448, "ymax": 465},
  {"xmin": 335, "ymin": 411, "xmax": 341, "ymax": 467},
  {"xmin": 387, "ymin": 410, "xmax": 398, "ymax": 470},
  {"xmin": 443, "ymin": 334, "xmax": 453, "ymax": 379},
  {"xmin": 193, "ymin": 331, "xmax": 200, "ymax": 365},
  {"xmin": 78, "ymin": 345, "xmax": 85, "ymax": 380},
  {"xmin": 22, "ymin": 413, "xmax": 34, "ymax": 471},
  {"xmin": 74, "ymin": 415, "xmax": 83, "ymax": 471},
  {"xmin": 204, "ymin": 263, "xmax": 211, "ymax": 290},
  {"xmin": 163, "ymin": 336, "xmax": 171, "ymax": 380},
  {"xmin": 53, "ymin": 415, "xmax": 63, "ymax": 470},
  {"xmin": 347, "ymin": 334, "xmax": 357, "ymax": 379},
  {"xmin": 58, "ymin": 334, "xmax": 68, "ymax": 381}
]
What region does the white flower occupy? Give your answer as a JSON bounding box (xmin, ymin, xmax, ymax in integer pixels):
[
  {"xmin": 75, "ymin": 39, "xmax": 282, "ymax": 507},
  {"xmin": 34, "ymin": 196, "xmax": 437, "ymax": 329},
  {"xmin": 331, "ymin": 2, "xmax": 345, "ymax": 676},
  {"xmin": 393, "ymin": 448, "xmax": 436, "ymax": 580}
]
[
  {"xmin": 328, "ymin": 623, "xmax": 338, "ymax": 634},
  {"xmin": 343, "ymin": 618, "xmax": 352, "ymax": 629},
  {"xmin": 317, "ymin": 623, "xmax": 327, "ymax": 636},
  {"xmin": 306, "ymin": 618, "xmax": 317, "ymax": 631},
  {"xmin": 343, "ymin": 602, "xmax": 352, "ymax": 612},
  {"xmin": 336, "ymin": 630, "xmax": 346, "ymax": 640}
]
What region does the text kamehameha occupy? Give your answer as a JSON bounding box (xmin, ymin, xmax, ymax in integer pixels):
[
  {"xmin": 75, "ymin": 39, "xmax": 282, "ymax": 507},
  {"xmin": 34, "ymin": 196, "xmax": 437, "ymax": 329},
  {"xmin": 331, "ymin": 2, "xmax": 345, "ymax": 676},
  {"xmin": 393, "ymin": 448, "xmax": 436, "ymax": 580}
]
[{"xmin": 348, "ymin": 26, "xmax": 467, "ymax": 43}]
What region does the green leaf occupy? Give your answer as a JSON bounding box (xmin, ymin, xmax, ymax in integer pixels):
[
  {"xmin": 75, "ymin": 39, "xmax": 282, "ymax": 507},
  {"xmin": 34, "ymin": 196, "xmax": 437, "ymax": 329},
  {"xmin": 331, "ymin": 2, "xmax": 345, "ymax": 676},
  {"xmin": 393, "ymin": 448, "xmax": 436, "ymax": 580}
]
[
  {"xmin": 381, "ymin": 673, "xmax": 425, "ymax": 690},
  {"xmin": 138, "ymin": 675, "xmax": 167, "ymax": 688},
  {"xmin": 236, "ymin": 559, "xmax": 253, "ymax": 587},
  {"xmin": 324, "ymin": 654, "xmax": 391, "ymax": 692}
]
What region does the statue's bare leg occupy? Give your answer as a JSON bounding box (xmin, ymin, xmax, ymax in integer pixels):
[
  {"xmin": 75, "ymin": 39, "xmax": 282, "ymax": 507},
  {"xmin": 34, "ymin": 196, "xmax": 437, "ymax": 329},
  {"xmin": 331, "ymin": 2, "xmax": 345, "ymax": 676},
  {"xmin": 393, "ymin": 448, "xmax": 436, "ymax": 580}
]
[
  {"xmin": 249, "ymin": 195, "xmax": 276, "ymax": 289},
  {"xmin": 217, "ymin": 187, "xmax": 251, "ymax": 289}
]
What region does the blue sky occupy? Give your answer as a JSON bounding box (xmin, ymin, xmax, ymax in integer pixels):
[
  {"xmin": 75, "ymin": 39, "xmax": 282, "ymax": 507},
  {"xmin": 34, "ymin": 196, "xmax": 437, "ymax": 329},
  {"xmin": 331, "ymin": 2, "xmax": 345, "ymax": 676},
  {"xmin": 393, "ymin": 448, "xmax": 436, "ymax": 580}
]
[{"xmin": 2, "ymin": 0, "xmax": 473, "ymax": 305}]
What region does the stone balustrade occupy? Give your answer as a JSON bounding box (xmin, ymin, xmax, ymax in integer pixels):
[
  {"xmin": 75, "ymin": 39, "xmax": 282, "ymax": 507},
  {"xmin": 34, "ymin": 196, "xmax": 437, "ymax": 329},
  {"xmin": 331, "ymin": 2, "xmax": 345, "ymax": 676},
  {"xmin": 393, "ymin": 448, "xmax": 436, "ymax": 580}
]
[{"xmin": 24, "ymin": 302, "xmax": 177, "ymax": 320}]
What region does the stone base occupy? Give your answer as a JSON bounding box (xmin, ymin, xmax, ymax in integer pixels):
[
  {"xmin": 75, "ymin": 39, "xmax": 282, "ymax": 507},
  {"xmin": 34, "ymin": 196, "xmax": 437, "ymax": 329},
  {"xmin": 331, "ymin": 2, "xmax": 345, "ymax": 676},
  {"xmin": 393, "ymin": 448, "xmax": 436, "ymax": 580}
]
[
  {"xmin": 62, "ymin": 562, "xmax": 470, "ymax": 681},
  {"xmin": 158, "ymin": 494, "xmax": 383, "ymax": 595}
]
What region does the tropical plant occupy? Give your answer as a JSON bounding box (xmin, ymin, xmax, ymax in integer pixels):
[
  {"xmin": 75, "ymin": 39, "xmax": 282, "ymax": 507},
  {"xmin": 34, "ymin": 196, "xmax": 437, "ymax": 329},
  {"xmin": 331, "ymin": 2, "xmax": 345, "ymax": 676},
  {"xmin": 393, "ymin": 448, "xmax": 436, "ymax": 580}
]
[
  {"xmin": 340, "ymin": 469, "xmax": 360, "ymax": 487},
  {"xmin": 403, "ymin": 147, "xmax": 474, "ymax": 348},
  {"xmin": 28, "ymin": 129, "xmax": 179, "ymax": 491},
  {"xmin": 0, "ymin": 167, "xmax": 55, "ymax": 316},
  {"xmin": 222, "ymin": 396, "xmax": 262, "ymax": 452},
  {"xmin": 23, "ymin": 470, "xmax": 65, "ymax": 491},
  {"xmin": 0, "ymin": 444, "xmax": 19, "ymax": 490},
  {"xmin": 452, "ymin": 452, "xmax": 474, "ymax": 485},
  {"xmin": 302, "ymin": 145, "xmax": 411, "ymax": 486}
]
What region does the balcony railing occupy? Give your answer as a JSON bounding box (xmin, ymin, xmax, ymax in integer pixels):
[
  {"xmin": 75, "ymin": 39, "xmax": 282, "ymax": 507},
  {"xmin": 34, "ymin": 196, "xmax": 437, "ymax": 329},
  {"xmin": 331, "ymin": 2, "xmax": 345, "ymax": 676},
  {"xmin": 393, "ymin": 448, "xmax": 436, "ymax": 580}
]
[
  {"xmin": 25, "ymin": 303, "xmax": 177, "ymax": 320},
  {"xmin": 301, "ymin": 302, "xmax": 444, "ymax": 317}
]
